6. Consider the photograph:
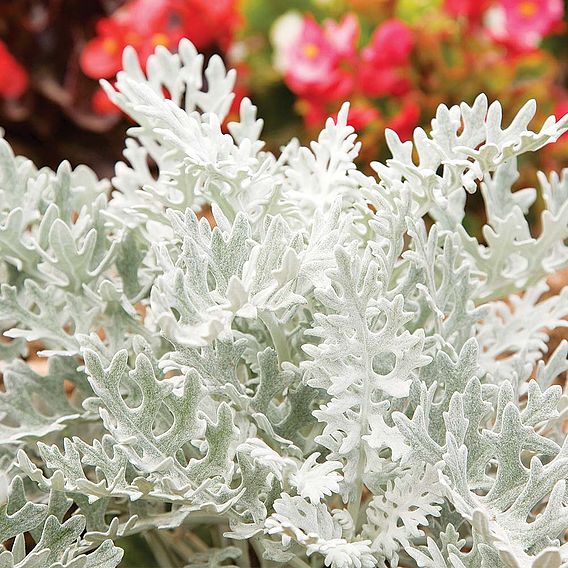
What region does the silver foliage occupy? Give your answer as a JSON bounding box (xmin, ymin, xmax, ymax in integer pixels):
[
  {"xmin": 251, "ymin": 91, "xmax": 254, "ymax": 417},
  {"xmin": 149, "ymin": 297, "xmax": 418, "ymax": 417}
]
[{"xmin": 1, "ymin": 39, "xmax": 568, "ymax": 567}]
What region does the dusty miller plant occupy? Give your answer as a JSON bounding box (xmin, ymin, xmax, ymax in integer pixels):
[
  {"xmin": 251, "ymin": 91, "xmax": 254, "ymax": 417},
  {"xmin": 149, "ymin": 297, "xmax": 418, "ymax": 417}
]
[{"xmin": 1, "ymin": 38, "xmax": 568, "ymax": 568}]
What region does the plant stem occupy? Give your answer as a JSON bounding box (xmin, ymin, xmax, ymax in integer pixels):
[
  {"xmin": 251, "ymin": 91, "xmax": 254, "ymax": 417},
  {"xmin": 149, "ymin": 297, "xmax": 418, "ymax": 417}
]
[
  {"xmin": 250, "ymin": 535, "xmax": 266, "ymax": 567},
  {"xmin": 259, "ymin": 311, "xmax": 291, "ymax": 364},
  {"xmin": 347, "ymin": 308, "xmax": 372, "ymax": 529},
  {"xmin": 289, "ymin": 557, "xmax": 312, "ymax": 568},
  {"xmin": 185, "ymin": 530, "xmax": 209, "ymax": 552},
  {"xmin": 235, "ymin": 539, "xmax": 251, "ymax": 568},
  {"xmin": 145, "ymin": 529, "xmax": 182, "ymax": 568}
]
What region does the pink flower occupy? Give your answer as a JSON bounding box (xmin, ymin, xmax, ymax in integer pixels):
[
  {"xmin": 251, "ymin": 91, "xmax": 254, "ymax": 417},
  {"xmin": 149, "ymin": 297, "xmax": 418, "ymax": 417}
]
[
  {"xmin": 0, "ymin": 40, "xmax": 28, "ymax": 99},
  {"xmin": 358, "ymin": 19, "xmax": 413, "ymax": 97},
  {"xmin": 323, "ymin": 13, "xmax": 359, "ymax": 59},
  {"xmin": 361, "ymin": 19, "xmax": 413, "ymax": 68},
  {"xmin": 486, "ymin": 0, "xmax": 563, "ymax": 49},
  {"xmin": 277, "ymin": 14, "xmax": 359, "ymax": 102},
  {"xmin": 273, "ymin": 13, "xmax": 418, "ymax": 133}
]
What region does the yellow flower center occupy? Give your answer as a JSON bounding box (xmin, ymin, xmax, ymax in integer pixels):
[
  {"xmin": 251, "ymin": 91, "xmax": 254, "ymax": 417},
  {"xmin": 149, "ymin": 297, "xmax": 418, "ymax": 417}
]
[
  {"xmin": 102, "ymin": 37, "xmax": 119, "ymax": 54},
  {"xmin": 152, "ymin": 33, "xmax": 170, "ymax": 47},
  {"xmin": 518, "ymin": 1, "xmax": 537, "ymax": 17},
  {"xmin": 302, "ymin": 43, "xmax": 319, "ymax": 59}
]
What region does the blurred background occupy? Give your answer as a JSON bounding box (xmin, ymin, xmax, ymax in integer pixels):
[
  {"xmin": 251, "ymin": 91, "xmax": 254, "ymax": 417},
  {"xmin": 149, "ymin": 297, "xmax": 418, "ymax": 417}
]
[{"xmin": 0, "ymin": 0, "xmax": 567, "ymax": 188}]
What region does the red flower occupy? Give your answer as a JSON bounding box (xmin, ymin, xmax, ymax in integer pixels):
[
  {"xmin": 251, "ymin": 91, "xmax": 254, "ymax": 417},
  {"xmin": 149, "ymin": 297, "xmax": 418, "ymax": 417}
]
[
  {"xmin": 359, "ymin": 19, "xmax": 413, "ymax": 97},
  {"xmin": 91, "ymin": 85, "xmax": 121, "ymax": 116},
  {"xmin": 171, "ymin": 0, "xmax": 241, "ymax": 52},
  {"xmin": 227, "ymin": 62, "xmax": 251, "ymax": 120},
  {"xmin": 301, "ymin": 101, "xmax": 380, "ymax": 131},
  {"xmin": 345, "ymin": 105, "xmax": 380, "ymax": 130},
  {"xmin": 302, "ymin": 99, "xmax": 329, "ymax": 127},
  {"xmin": 554, "ymin": 97, "xmax": 568, "ymax": 140},
  {"xmin": 0, "ymin": 40, "xmax": 29, "ymax": 99},
  {"xmin": 80, "ymin": 0, "xmax": 240, "ymax": 80},
  {"xmin": 80, "ymin": 0, "xmax": 182, "ymax": 79},
  {"xmin": 444, "ymin": 0, "xmax": 493, "ymax": 23},
  {"xmin": 358, "ymin": 66, "xmax": 412, "ymax": 98},
  {"xmin": 386, "ymin": 99, "xmax": 420, "ymax": 141},
  {"xmin": 555, "ymin": 99, "xmax": 568, "ymax": 122}
]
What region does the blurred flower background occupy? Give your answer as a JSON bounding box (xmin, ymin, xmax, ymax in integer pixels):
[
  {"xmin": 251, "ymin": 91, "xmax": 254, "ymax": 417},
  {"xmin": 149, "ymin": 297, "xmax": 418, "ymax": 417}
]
[{"xmin": 1, "ymin": 0, "xmax": 567, "ymax": 192}]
